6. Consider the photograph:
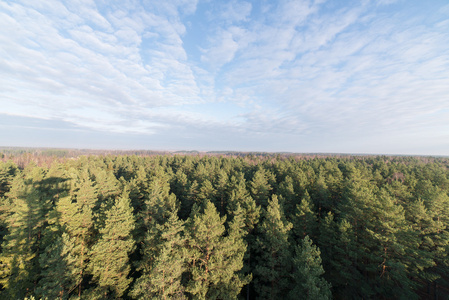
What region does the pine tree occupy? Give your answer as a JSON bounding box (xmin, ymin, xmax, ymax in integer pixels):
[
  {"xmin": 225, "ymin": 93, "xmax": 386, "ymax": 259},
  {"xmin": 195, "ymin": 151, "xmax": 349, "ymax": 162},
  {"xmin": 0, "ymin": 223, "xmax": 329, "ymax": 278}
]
[
  {"xmin": 0, "ymin": 162, "xmax": 18, "ymax": 262},
  {"xmin": 91, "ymin": 169, "xmax": 121, "ymax": 230},
  {"xmin": 227, "ymin": 173, "xmax": 261, "ymax": 233},
  {"xmin": 226, "ymin": 173, "xmax": 260, "ymax": 300},
  {"xmin": 366, "ymin": 189, "xmax": 416, "ymax": 298},
  {"xmin": 35, "ymin": 234, "xmax": 73, "ymax": 299},
  {"xmin": 197, "ymin": 179, "xmax": 217, "ymax": 210},
  {"xmin": 412, "ymin": 181, "xmax": 449, "ymax": 295},
  {"xmin": 288, "ymin": 236, "xmax": 331, "ymax": 300},
  {"xmin": 311, "ymin": 173, "xmax": 330, "ymax": 217},
  {"xmin": 141, "ymin": 167, "xmax": 178, "ymax": 230},
  {"xmin": 293, "ymin": 190, "xmax": 317, "ymax": 239},
  {"xmin": 250, "ymin": 168, "xmax": 272, "ymax": 208},
  {"xmin": 253, "ymin": 195, "xmax": 293, "ymax": 300},
  {"xmin": 127, "ymin": 165, "xmax": 148, "ymax": 215},
  {"xmin": 337, "ymin": 169, "xmax": 376, "ymax": 270},
  {"xmin": 185, "ymin": 201, "xmax": 249, "ymax": 299},
  {"xmin": 224, "ymin": 203, "xmax": 252, "ymax": 299},
  {"xmin": 0, "ymin": 161, "xmax": 17, "ymax": 198},
  {"xmin": 57, "ymin": 169, "xmax": 98, "ymax": 298},
  {"xmin": 278, "ymin": 175, "xmax": 297, "ymax": 217},
  {"xmin": 89, "ymin": 190, "xmax": 136, "ymax": 297},
  {"xmin": 0, "ymin": 165, "xmax": 48, "ymax": 299},
  {"xmin": 92, "ymin": 169, "xmax": 120, "ymax": 203},
  {"xmin": 130, "ymin": 209, "xmax": 187, "ymax": 299},
  {"xmin": 404, "ymin": 199, "xmax": 440, "ymax": 295},
  {"xmin": 214, "ymin": 168, "xmax": 229, "ymax": 215},
  {"xmin": 173, "ymin": 169, "xmax": 191, "ymax": 219},
  {"xmin": 336, "ymin": 167, "xmax": 418, "ymax": 298}
]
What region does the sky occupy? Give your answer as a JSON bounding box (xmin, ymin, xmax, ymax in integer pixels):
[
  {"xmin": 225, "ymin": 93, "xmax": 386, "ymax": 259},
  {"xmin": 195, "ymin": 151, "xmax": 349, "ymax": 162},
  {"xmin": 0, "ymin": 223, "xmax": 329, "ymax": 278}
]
[{"xmin": 1, "ymin": 0, "xmax": 449, "ymax": 155}]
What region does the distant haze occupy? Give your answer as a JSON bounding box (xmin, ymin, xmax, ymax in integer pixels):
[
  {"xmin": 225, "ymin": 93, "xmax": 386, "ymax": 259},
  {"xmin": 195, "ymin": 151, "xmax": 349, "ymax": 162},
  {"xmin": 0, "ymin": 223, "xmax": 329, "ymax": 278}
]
[{"xmin": 1, "ymin": 0, "xmax": 448, "ymax": 155}]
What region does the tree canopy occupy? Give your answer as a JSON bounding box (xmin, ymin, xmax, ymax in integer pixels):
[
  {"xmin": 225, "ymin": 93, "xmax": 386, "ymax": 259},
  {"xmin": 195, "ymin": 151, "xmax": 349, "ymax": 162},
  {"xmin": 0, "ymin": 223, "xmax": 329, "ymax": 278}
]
[{"xmin": 0, "ymin": 153, "xmax": 448, "ymax": 299}]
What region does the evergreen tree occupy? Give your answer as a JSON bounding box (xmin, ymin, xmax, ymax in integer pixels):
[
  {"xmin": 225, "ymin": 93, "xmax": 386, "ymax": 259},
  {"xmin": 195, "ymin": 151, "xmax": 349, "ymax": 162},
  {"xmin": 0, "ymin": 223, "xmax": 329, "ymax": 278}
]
[
  {"xmin": 338, "ymin": 169, "xmax": 376, "ymax": 265},
  {"xmin": 142, "ymin": 167, "xmax": 177, "ymax": 229},
  {"xmin": 0, "ymin": 160, "xmax": 17, "ymax": 199},
  {"xmin": 226, "ymin": 173, "xmax": 260, "ymax": 300},
  {"xmin": 412, "ymin": 182, "xmax": 449, "ymax": 294},
  {"xmin": 332, "ymin": 218, "xmax": 362, "ymax": 297},
  {"xmin": 278, "ymin": 175, "xmax": 297, "ymax": 216},
  {"xmin": 185, "ymin": 201, "xmax": 249, "ymax": 299},
  {"xmin": 131, "ymin": 209, "xmax": 187, "ymax": 299},
  {"xmin": 35, "ymin": 234, "xmax": 73, "ymax": 299},
  {"xmin": 0, "ymin": 161, "xmax": 18, "ymax": 248},
  {"xmin": 184, "ymin": 180, "xmax": 200, "ymax": 217},
  {"xmin": 253, "ymin": 195, "xmax": 293, "ymax": 300},
  {"xmin": 317, "ymin": 211, "xmax": 361, "ymax": 298},
  {"xmin": 92, "ymin": 169, "xmax": 120, "ymax": 204},
  {"xmin": 214, "ymin": 168, "xmax": 229, "ymax": 215},
  {"xmin": 172, "ymin": 169, "xmax": 191, "ymax": 219},
  {"xmin": 127, "ymin": 165, "xmax": 149, "ymax": 215},
  {"xmin": 0, "ymin": 165, "xmax": 48, "ymax": 299},
  {"xmin": 227, "ymin": 173, "xmax": 260, "ymax": 233},
  {"xmin": 311, "ymin": 173, "xmax": 330, "ymax": 217},
  {"xmin": 404, "ymin": 198, "xmax": 441, "ymax": 295},
  {"xmin": 57, "ymin": 170, "xmax": 98, "ymax": 298},
  {"xmin": 288, "ymin": 236, "xmax": 331, "ymax": 300},
  {"xmin": 217, "ymin": 203, "xmax": 251, "ymax": 299},
  {"xmin": 197, "ymin": 179, "xmax": 217, "ymax": 210},
  {"xmin": 91, "ymin": 169, "xmax": 121, "ymax": 230},
  {"xmin": 250, "ymin": 168, "xmax": 272, "ymax": 208},
  {"xmin": 293, "ymin": 190, "xmax": 317, "ymax": 239},
  {"xmin": 0, "ymin": 162, "xmax": 18, "ymax": 258},
  {"xmin": 89, "ymin": 191, "xmax": 136, "ymax": 298},
  {"xmin": 1, "ymin": 153, "xmax": 449, "ymax": 300},
  {"xmin": 367, "ymin": 189, "xmax": 416, "ymax": 298}
]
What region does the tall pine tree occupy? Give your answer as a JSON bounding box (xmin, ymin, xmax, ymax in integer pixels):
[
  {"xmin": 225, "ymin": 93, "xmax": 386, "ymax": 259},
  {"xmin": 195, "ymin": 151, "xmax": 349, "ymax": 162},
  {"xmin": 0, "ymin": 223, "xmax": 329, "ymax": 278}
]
[
  {"xmin": 253, "ymin": 195, "xmax": 293, "ymax": 300},
  {"xmin": 57, "ymin": 169, "xmax": 98, "ymax": 298},
  {"xmin": 185, "ymin": 201, "xmax": 249, "ymax": 299},
  {"xmin": 0, "ymin": 165, "xmax": 48, "ymax": 299},
  {"xmin": 288, "ymin": 236, "xmax": 331, "ymax": 300},
  {"xmin": 89, "ymin": 190, "xmax": 136, "ymax": 298},
  {"xmin": 130, "ymin": 209, "xmax": 187, "ymax": 299}
]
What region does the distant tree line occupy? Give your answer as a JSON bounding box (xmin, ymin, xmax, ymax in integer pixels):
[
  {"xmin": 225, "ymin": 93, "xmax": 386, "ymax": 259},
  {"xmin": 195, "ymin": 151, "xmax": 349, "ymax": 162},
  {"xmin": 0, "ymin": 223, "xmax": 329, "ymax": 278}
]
[{"xmin": 0, "ymin": 154, "xmax": 448, "ymax": 299}]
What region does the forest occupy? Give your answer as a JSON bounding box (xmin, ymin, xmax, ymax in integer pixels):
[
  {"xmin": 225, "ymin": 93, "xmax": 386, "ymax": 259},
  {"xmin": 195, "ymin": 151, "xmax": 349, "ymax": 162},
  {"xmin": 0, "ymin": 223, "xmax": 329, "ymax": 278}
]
[{"xmin": 0, "ymin": 152, "xmax": 448, "ymax": 299}]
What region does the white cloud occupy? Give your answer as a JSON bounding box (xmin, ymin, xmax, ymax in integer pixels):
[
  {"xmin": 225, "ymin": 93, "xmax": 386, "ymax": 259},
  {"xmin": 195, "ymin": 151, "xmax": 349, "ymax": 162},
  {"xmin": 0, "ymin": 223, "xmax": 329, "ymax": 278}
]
[
  {"xmin": 0, "ymin": 0, "xmax": 205, "ymax": 133},
  {"xmin": 218, "ymin": 0, "xmax": 252, "ymax": 24},
  {"xmin": 201, "ymin": 30, "xmax": 240, "ymax": 69},
  {"xmin": 1, "ymin": 0, "xmax": 448, "ymax": 154}
]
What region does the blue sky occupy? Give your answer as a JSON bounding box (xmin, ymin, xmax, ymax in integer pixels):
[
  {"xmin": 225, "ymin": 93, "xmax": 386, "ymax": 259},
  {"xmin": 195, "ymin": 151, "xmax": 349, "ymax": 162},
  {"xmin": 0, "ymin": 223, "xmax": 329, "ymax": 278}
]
[{"xmin": 1, "ymin": 0, "xmax": 449, "ymax": 155}]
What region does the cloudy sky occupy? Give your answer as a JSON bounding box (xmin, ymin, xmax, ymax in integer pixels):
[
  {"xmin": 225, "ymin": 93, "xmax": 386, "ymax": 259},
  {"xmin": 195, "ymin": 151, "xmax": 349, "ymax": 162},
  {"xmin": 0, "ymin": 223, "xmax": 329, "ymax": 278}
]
[{"xmin": 1, "ymin": 0, "xmax": 448, "ymax": 155}]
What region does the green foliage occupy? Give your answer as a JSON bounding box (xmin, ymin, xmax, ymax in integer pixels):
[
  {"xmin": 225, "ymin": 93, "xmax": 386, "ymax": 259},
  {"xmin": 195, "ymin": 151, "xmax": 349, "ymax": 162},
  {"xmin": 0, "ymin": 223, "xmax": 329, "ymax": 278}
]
[
  {"xmin": 55, "ymin": 170, "xmax": 99, "ymax": 298},
  {"xmin": 0, "ymin": 154, "xmax": 449, "ymax": 299},
  {"xmin": 226, "ymin": 172, "xmax": 260, "ymax": 232},
  {"xmin": 0, "ymin": 160, "xmax": 17, "ymax": 198},
  {"xmin": 89, "ymin": 191, "xmax": 135, "ymax": 297},
  {"xmin": 131, "ymin": 209, "xmax": 186, "ymax": 299},
  {"xmin": 0, "ymin": 171, "xmax": 47, "ymax": 299},
  {"xmin": 250, "ymin": 168, "xmax": 272, "ymax": 207},
  {"xmin": 141, "ymin": 167, "xmax": 178, "ymax": 229},
  {"xmin": 36, "ymin": 234, "xmax": 74, "ymax": 299},
  {"xmin": 289, "ymin": 236, "xmax": 331, "ymax": 300},
  {"xmin": 185, "ymin": 201, "xmax": 249, "ymax": 299},
  {"xmin": 254, "ymin": 195, "xmax": 293, "ymax": 299},
  {"xmin": 293, "ymin": 190, "xmax": 317, "ymax": 239}
]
